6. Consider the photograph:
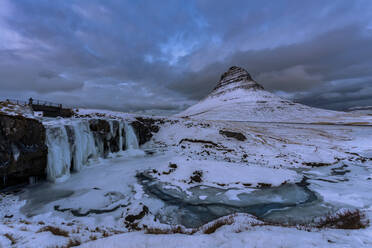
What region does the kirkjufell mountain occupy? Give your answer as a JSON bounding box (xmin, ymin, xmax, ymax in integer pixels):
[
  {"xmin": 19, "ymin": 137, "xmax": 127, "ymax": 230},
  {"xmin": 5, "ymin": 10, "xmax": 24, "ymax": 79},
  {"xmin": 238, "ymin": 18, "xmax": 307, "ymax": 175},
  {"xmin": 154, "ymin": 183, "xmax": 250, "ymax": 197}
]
[{"xmin": 177, "ymin": 66, "xmax": 342, "ymax": 122}]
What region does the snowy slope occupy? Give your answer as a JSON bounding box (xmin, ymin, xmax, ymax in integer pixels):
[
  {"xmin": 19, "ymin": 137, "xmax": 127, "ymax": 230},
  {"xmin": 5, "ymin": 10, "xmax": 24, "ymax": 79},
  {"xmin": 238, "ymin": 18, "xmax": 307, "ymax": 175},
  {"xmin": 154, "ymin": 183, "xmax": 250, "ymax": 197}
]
[
  {"xmin": 0, "ymin": 101, "xmax": 35, "ymax": 118},
  {"xmin": 176, "ymin": 66, "xmax": 353, "ymax": 123}
]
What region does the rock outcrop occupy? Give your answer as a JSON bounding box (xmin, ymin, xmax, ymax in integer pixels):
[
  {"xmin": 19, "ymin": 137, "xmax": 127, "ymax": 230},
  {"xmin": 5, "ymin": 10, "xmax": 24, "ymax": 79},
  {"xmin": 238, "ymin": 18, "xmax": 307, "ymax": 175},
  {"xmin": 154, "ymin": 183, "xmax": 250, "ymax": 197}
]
[
  {"xmin": 211, "ymin": 66, "xmax": 264, "ymax": 96},
  {"xmin": 131, "ymin": 117, "xmax": 160, "ymax": 145},
  {"xmin": 0, "ymin": 114, "xmax": 47, "ymax": 188},
  {"xmin": 89, "ymin": 119, "xmax": 125, "ymax": 157}
]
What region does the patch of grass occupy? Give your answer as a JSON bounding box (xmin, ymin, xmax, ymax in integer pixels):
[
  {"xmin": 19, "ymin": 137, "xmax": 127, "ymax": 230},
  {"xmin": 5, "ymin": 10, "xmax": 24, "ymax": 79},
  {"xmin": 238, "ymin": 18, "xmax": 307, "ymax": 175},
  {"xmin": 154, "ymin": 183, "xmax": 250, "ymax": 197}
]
[
  {"xmin": 251, "ymin": 209, "xmax": 369, "ymax": 231},
  {"xmin": 65, "ymin": 239, "xmax": 81, "ymax": 247},
  {"xmin": 125, "ymin": 206, "xmax": 149, "ymax": 223},
  {"xmin": 202, "ymin": 217, "xmax": 234, "ymax": 234},
  {"xmin": 37, "ymin": 226, "xmax": 69, "ymax": 237},
  {"xmin": 20, "ymin": 219, "xmax": 31, "ymax": 225},
  {"xmin": 4, "ymin": 233, "xmax": 17, "ymax": 245},
  {"xmin": 316, "ymin": 209, "xmax": 369, "ymax": 229},
  {"xmin": 345, "ymin": 122, "xmax": 370, "ymax": 126},
  {"xmin": 203, "ymin": 220, "xmax": 232, "ymax": 234},
  {"xmin": 145, "ymin": 226, "xmax": 195, "ymax": 235},
  {"xmin": 257, "ymin": 183, "xmax": 272, "ymax": 188}
]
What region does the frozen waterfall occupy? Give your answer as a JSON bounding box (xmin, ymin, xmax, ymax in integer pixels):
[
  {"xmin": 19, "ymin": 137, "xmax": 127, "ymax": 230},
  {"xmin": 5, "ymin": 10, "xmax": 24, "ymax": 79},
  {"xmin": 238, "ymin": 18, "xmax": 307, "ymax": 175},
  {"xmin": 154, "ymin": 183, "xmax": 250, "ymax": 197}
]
[
  {"xmin": 71, "ymin": 120, "xmax": 97, "ymax": 172},
  {"xmin": 45, "ymin": 119, "xmax": 140, "ymax": 183},
  {"xmin": 45, "ymin": 125, "xmax": 72, "ymax": 182},
  {"xmin": 125, "ymin": 123, "xmax": 139, "ymax": 150}
]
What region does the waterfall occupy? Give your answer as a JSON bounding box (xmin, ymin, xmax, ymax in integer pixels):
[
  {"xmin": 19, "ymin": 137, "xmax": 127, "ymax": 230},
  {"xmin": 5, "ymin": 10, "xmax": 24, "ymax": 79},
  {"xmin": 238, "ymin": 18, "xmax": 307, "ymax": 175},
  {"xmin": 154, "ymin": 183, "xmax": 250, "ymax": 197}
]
[
  {"xmin": 45, "ymin": 119, "xmax": 141, "ymax": 182},
  {"xmin": 71, "ymin": 120, "xmax": 97, "ymax": 172},
  {"xmin": 45, "ymin": 125, "xmax": 72, "ymax": 182},
  {"xmin": 125, "ymin": 123, "xmax": 139, "ymax": 150}
]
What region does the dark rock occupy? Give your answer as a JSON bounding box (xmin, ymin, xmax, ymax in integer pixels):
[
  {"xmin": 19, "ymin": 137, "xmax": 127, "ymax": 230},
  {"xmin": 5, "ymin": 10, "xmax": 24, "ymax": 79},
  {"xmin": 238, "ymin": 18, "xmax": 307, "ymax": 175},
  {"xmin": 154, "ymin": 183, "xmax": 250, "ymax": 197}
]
[
  {"xmin": 179, "ymin": 138, "xmax": 219, "ymax": 147},
  {"xmin": 213, "ymin": 66, "xmax": 264, "ymax": 94},
  {"xmin": 302, "ymin": 162, "xmax": 332, "ymax": 167},
  {"xmin": 219, "ymin": 130, "xmax": 247, "ymax": 141},
  {"xmin": 88, "ymin": 119, "xmax": 122, "ymax": 157},
  {"xmin": 135, "ymin": 117, "xmax": 161, "ymax": 133},
  {"xmin": 169, "ymin": 163, "xmax": 177, "ymax": 169},
  {"xmin": 125, "ymin": 205, "xmax": 149, "ymax": 223},
  {"xmin": 89, "ymin": 119, "xmax": 110, "ymax": 157},
  {"xmin": 131, "ymin": 117, "xmax": 160, "ymax": 145},
  {"xmin": 257, "ymin": 183, "xmax": 272, "ymax": 189},
  {"xmin": 89, "ymin": 119, "xmax": 110, "ymax": 133},
  {"xmin": 189, "ymin": 170, "xmax": 203, "ymax": 183},
  {"xmin": 109, "ymin": 120, "xmax": 120, "ymax": 153},
  {"xmin": 0, "ymin": 114, "xmax": 47, "ymax": 188}
]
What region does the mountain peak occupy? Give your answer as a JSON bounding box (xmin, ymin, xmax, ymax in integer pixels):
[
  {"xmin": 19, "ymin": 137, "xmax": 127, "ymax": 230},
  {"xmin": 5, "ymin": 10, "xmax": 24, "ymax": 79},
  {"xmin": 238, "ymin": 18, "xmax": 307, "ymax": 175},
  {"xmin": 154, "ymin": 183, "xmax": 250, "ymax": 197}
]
[
  {"xmin": 220, "ymin": 66, "xmax": 253, "ymax": 81},
  {"xmin": 212, "ymin": 66, "xmax": 264, "ymax": 95}
]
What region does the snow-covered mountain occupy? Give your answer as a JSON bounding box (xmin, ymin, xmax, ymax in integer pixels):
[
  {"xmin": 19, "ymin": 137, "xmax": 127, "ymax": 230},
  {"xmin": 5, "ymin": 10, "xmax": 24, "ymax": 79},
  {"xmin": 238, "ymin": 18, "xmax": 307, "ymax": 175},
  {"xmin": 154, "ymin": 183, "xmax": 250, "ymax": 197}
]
[{"xmin": 176, "ymin": 66, "xmax": 342, "ymax": 122}]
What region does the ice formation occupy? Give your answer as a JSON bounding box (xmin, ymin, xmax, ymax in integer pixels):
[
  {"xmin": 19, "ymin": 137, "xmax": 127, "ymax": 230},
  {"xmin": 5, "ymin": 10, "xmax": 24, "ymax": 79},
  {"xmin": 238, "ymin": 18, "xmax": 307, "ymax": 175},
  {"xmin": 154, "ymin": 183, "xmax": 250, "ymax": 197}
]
[
  {"xmin": 119, "ymin": 122, "xmax": 124, "ymax": 151},
  {"xmin": 125, "ymin": 122, "xmax": 139, "ymax": 150},
  {"xmin": 45, "ymin": 125, "xmax": 72, "ymax": 182},
  {"xmin": 45, "ymin": 119, "xmax": 139, "ymax": 182},
  {"xmin": 70, "ymin": 120, "xmax": 97, "ymax": 172}
]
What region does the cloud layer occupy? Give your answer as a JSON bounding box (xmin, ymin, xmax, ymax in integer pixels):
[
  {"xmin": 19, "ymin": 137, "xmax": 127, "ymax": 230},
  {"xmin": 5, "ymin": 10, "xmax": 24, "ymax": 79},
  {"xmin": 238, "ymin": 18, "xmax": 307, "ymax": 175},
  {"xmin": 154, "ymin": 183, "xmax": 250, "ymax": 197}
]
[{"xmin": 0, "ymin": 0, "xmax": 371, "ymax": 113}]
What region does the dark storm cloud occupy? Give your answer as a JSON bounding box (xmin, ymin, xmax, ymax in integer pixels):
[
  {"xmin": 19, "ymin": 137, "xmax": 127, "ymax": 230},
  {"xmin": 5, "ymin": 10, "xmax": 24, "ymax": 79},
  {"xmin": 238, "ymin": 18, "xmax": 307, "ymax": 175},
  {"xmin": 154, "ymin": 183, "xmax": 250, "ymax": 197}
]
[
  {"xmin": 172, "ymin": 25, "xmax": 372, "ymax": 99},
  {"xmin": 0, "ymin": 0, "xmax": 371, "ymax": 112},
  {"xmin": 293, "ymin": 78, "xmax": 372, "ymax": 110}
]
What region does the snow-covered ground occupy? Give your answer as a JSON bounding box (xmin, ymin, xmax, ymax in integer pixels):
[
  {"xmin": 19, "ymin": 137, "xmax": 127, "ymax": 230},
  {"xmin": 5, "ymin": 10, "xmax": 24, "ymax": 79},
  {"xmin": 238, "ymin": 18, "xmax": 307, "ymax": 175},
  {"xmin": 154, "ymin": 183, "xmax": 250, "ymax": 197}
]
[
  {"xmin": 0, "ymin": 101, "xmax": 34, "ymax": 118},
  {"xmin": 1, "ymin": 114, "xmax": 372, "ymax": 247}
]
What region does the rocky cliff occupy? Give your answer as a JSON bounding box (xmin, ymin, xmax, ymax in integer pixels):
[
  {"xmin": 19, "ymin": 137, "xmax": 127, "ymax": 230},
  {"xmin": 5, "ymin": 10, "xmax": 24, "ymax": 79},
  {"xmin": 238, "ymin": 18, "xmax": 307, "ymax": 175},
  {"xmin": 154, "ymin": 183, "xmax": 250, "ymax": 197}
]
[
  {"xmin": 212, "ymin": 66, "xmax": 264, "ymax": 96},
  {"xmin": 0, "ymin": 114, "xmax": 47, "ymax": 188}
]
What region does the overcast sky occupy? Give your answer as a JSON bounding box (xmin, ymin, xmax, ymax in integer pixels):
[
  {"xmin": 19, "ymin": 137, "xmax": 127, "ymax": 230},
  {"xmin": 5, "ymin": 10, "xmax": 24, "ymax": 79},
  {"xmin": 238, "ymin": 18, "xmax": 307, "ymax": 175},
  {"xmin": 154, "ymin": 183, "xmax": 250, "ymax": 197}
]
[{"xmin": 1, "ymin": 0, "xmax": 372, "ymax": 114}]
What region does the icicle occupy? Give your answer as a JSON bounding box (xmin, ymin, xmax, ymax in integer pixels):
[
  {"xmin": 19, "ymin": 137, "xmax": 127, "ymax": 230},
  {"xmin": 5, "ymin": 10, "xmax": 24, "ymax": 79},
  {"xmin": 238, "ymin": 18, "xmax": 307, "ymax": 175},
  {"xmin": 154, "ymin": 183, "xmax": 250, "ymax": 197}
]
[
  {"xmin": 118, "ymin": 121, "xmax": 124, "ymax": 151},
  {"xmin": 124, "ymin": 123, "xmax": 139, "ymax": 150},
  {"xmin": 29, "ymin": 176, "xmax": 36, "ymax": 185},
  {"xmin": 11, "ymin": 144, "xmax": 20, "ymax": 161},
  {"xmin": 45, "ymin": 125, "xmax": 72, "ymax": 182},
  {"xmin": 109, "ymin": 120, "xmax": 114, "ymax": 139}
]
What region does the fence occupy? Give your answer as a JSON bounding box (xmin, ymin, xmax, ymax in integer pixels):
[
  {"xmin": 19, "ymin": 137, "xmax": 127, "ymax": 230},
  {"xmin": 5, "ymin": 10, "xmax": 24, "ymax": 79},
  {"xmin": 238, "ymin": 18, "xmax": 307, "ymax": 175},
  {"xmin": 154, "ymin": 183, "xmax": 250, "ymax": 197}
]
[
  {"xmin": 4, "ymin": 98, "xmax": 62, "ymax": 108},
  {"xmin": 4, "ymin": 99, "xmax": 28, "ymax": 106}
]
